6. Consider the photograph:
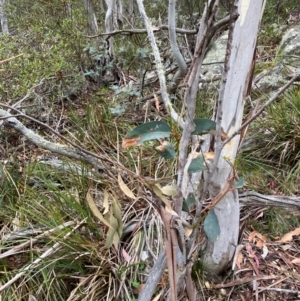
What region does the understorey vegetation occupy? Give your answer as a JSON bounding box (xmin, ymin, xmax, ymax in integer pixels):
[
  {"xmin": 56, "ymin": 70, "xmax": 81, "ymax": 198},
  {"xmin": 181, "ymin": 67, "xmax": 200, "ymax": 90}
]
[{"xmin": 0, "ymin": 0, "xmax": 300, "ymax": 300}]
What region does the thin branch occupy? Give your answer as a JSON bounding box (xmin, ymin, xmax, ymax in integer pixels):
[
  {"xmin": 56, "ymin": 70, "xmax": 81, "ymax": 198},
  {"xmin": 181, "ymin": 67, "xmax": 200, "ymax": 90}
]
[
  {"xmin": 85, "ymin": 25, "xmax": 197, "ymax": 38},
  {"xmin": 0, "ymin": 103, "xmax": 154, "ymax": 182},
  {"xmin": 0, "ymin": 53, "xmax": 23, "ymax": 64},
  {"xmin": 210, "ymin": 275, "xmax": 277, "ymax": 288},
  {"xmin": 223, "ymin": 73, "xmax": 300, "ymax": 145},
  {"xmin": 168, "ymin": 0, "xmax": 187, "ymax": 91},
  {"xmin": 256, "ymin": 287, "xmax": 299, "ymax": 294},
  {"xmin": 207, "ymin": 14, "xmax": 231, "ymax": 42},
  {"xmin": 176, "ymin": 0, "xmax": 218, "ymax": 213},
  {"xmin": 239, "ymin": 190, "xmax": 300, "ymax": 209}
]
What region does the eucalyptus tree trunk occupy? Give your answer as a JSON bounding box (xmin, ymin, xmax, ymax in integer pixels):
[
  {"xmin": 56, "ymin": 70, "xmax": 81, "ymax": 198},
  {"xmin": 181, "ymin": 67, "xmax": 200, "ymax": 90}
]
[
  {"xmin": 105, "ymin": 0, "xmax": 122, "ymax": 56},
  {"xmin": 202, "ymin": 0, "xmax": 266, "ymax": 274},
  {"xmin": 83, "ymin": 0, "xmax": 98, "ymax": 35},
  {"xmin": 0, "ymin": 0, "xmax": 9, "ymax": 34},
  {"xmin": 136, "ymin": 0, "xmax": 267, "ymax": 299}
]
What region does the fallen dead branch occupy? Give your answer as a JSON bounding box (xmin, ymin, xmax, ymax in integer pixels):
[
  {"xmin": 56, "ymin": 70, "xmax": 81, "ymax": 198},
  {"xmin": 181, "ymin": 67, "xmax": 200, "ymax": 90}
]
[
  {"xmin": 0, "ymin": 106, "xmax": 105, "ymax": 171},
  {"xmin": 239, "ymin": 191, "xmax": 300, "ymax": 210}
]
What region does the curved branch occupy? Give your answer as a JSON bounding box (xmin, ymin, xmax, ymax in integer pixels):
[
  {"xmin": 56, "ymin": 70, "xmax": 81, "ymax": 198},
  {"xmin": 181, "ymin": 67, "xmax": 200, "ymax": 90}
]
[
  {"xmin": 136, "ymin": 0, "xmax": 184, "ymax": 128},
  {"xmin": 0, "ymin": 107, "xmax": 105, "ymax": 171},
  {"xmin": 223, "ymin": 73, "xmax": 300, "ymax": 145},
  {"xmin": 168, "ymin": 0, "xmax": 187, "ymax": 91}
]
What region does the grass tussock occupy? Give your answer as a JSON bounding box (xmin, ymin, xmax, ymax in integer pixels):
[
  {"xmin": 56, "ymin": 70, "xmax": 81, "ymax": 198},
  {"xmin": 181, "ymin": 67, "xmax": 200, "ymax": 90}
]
[{"xmin": 238, "ymin": 88, "xmax": 300, "ymax": 194}]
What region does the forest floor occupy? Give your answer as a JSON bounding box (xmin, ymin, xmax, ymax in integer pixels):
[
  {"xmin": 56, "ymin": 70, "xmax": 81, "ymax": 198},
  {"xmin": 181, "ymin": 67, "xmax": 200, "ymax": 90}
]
[{"xmin": 1, "ymin": 83, "xmax": 299, "ymax": 301}]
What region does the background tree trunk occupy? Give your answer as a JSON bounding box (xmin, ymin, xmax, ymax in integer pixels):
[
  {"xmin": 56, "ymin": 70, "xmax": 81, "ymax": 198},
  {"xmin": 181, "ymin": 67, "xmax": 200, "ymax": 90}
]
[
  {"xmin": 83, "ymin": 0, "xmax": 98, "ymax": 35},
  {"xmin": 0, "ymin": 0, "xmax": 9, "ymax": 34}
]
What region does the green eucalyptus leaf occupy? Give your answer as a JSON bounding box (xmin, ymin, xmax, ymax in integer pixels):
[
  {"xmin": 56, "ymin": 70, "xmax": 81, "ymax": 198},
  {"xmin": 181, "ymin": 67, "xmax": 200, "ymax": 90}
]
[
  {"xmin": 203, "ymin": 209, "xmax": 220, "ymax": 242},
  {"xmin": 235, "ymin": 174, "xmax": 251, "ymax": 189},
  {"xmin": 182, "ymin": 201, "xmax": 189, "ymax": 212},
  {"xmin": 182, "ymin": 192, "xmax": 196, "ymax": 212},
  {"xmin": 186, "ymin": 193, "xmax": 196, "ymax": 208},
  {"xmin": 123, "ymin": 121, "xmax": 171, "ymax": 147},
  {"xmin": 235, "ymin": 178, "xmax": 244, "ymax": 189},
  {"xmin": 192, "ymin": 118, "xmax": 216, "ymax": 135},
  {"xmin": 188, "ymin": 156, "xmax": 206, "ymax": 173},
  {"xmin": 155, "ymin": 141, "xmax": 176, "ymax": 159}
]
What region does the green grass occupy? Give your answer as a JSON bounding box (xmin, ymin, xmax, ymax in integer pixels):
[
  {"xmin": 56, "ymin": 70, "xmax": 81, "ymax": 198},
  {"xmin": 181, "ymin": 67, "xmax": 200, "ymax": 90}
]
[
  {"xmin": 237, "ymin": 88, "xmax": 300, "ymax": 194},
  {"xmin": 0, "ymin": 160, "xmax": 117, "ymax": 300},
  {"xmin": 250, "ymin": 207, "xmax": 300, "ymax": 238}
]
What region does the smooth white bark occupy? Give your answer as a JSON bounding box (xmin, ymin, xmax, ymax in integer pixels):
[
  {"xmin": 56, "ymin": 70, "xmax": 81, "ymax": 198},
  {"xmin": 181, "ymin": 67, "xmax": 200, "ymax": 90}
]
[{"xmin": 203, "ymin": 0, "xmax": 266, "ymax": 274}]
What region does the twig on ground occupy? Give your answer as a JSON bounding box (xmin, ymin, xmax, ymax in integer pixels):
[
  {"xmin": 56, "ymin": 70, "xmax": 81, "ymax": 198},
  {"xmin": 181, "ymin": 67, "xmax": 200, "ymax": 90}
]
[
  {"xmin": 0, "ymin": 53, "xmax": 23, "ymax": 64},
  {"xmin": 0, "ymin": 219, "xmax": 86, "ymax": 292},
  {"xmin": 210, "ymin": 275, "xmax": 277, "ymax": 288},
  {"xmin": 256, "ymin": 287, "xmax": 299, "ymax": 294},
  {"xmin": 0, "ymin": 221, "xmax": 76, "ymax": 259},
  {"xmin": 256, "ymin": 277, "xmax": 288, "ymax": 295},
  {"xmin": 239, "ymin": 191, "xmax": 300, "ymax": 209},
  {"xmin": 0, "ymin": 104, "xmax": 106, "ymax": 171}
]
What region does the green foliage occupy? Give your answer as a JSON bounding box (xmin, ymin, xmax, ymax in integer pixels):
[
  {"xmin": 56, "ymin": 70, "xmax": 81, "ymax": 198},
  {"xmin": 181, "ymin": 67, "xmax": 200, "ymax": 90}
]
[
  {"xmin": 1, "ymin": 0, "xmax": 89, "ymax": 101},
  {"xmin": 111, "ymin": 85, "xmax": 141, "ymax": 98},
  {"xmin": 123, "ymin": 121, "xmax": 171, "ymax": 146},
  {"xmin": 182, "ymin": 193, "xmax": 196, "ymax": 212},
  {"xmin": 192, "ymin": 118, "xmax": 216, "ymax": 135},
  {"xmin": 203, "ymin": 209, "xmax": 220, "ymax": 243},
  {"xmin": 123, "ymin": 118, "xmax": 216, "ymax": 158},
  {"xmin": 188, "ymin": 156, "xmax": 206, "ymax": 173},
  {"xmin": 155, "ymin": 141, "xmax": 176, "ymax": 159},
  {"xmin": 0, "ymin": 161, "xmax": 116, "ymax": 300},
  {"xmin": 238, "ymin": 89, "xmax": 300, "ymax": 194}
]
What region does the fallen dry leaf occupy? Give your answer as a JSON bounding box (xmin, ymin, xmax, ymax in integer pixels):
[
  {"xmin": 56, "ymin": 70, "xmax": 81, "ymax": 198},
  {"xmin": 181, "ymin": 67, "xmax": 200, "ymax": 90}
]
[
  {"xmin": 248, "ymin": 230, "xmax": 267, "ymax": 248},
  {"xmin": 246, "ymin": 243, "xmax": 260, "ymax": 268},
  {"xmin": 122, "ymin": 248, "xmax": 132, "ymax": 263},
  {"xmin": 154, "ymin": 93, "xmax": 160, "ymax": 112},
  {"xmin": 122, "ymin": 137, "xmax": 140, "ymax": 148},
  {"xmin": 261, "ymin": 245, "xmax": 269, "ymax": 259},
  {"xmin": 118, "ymin": 173, "xmax": 137, "ymax": 200},
  {"xmin": 291, "ymin": 258, "xmax": 300, "ymax": 264},
  {"xmin": 236, "ymin": 252, "xmax": 244, "ymax": 269},
  {"xmin": 278, "ymin": 227, "xmax": 300, "ymax": 243}
]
